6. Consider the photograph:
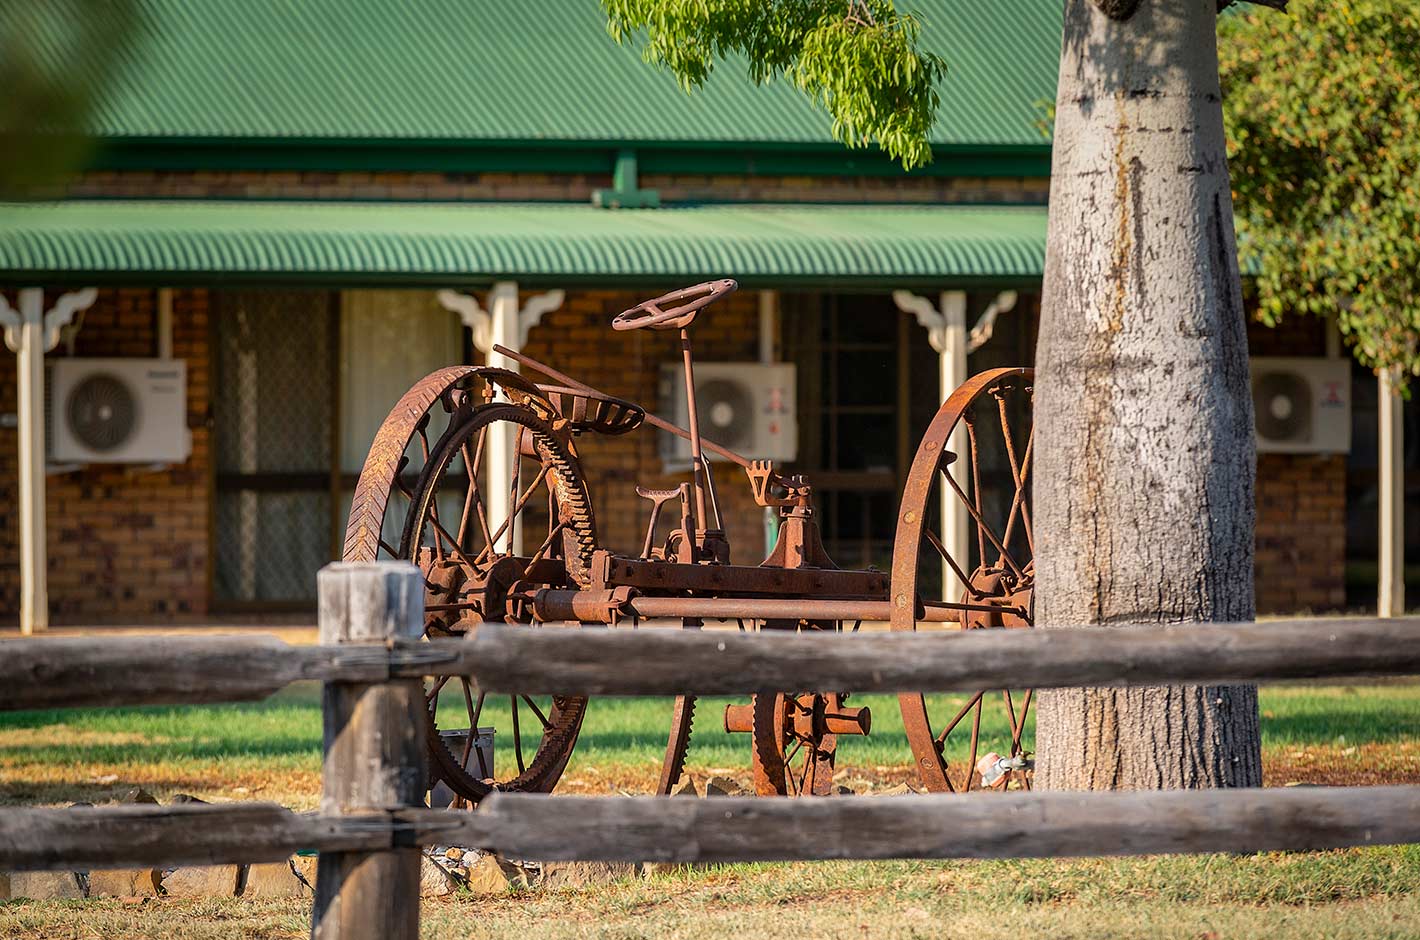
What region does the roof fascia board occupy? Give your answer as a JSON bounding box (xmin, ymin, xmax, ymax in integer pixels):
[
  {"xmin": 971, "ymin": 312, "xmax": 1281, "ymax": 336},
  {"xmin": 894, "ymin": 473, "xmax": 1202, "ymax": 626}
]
[
  {"xmin": 0, "ymin": 270, "xmax": 1048, "ymax": 292},
  {"xmin": 88, "ymin": 138, "xmax": 1052, "ymax": 179}
]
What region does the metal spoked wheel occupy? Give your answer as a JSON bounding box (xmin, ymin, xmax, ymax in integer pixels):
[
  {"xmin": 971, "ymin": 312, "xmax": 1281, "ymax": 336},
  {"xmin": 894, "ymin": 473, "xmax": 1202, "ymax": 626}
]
[
  {"xmin": 344, "ymin": 368, "xmax": 599, "ymax": 805},
  {"xmin": 746, "ymin": 621, "xmax": 870, "ymax": 797},
  {"xmin": 891, "ymin": 368, "xmax": 1036, "ymax": 793}
]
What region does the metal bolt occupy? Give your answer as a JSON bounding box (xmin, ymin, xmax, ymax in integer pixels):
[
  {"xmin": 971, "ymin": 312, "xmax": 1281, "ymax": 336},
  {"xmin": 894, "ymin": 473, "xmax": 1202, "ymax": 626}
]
[{"xmin": 904, "ymin": 510, "xmax": 917, "ymax": 523}]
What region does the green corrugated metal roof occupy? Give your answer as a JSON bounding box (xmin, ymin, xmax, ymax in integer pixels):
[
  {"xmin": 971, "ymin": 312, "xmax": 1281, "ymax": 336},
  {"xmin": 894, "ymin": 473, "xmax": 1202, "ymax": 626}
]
[
  {"xmin": 0, "ymin": 201, "xmax": 1047, "ymax": 287},
  {"xmin": 84, "ymin": 0, "xmax": 1059, "ymax": 151}
]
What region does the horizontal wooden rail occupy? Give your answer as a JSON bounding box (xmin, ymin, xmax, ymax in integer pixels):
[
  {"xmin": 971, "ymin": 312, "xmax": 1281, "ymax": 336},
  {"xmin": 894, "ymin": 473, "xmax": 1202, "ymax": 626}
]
[
  {"xmin": 0, "ymin": 803, "xmax": 388, "ymax": 872},
  {"xmin": 2, "ymin": 617, "xmax": 1418, "ymax": 712},
  {"xmin": 435, "ymin": 785, "xmax": 1420, "ymax": 862},
  {"xmin": 0, "ymin": 636, "xmax": 357, "ymax": 711},
  {"xmin": 462, "ymin": 618, "xmax": 1420, "ymax": 695},
  {"xmin": 6, "ymin": 787, "xmax": 1417, "ymax": 872}
]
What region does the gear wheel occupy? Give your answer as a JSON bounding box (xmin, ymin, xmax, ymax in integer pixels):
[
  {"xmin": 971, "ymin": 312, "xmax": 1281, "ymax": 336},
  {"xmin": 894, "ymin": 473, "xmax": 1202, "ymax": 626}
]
[{"xmin": 404, "ymin": 402, "xmax": 599, "ymax": 802}]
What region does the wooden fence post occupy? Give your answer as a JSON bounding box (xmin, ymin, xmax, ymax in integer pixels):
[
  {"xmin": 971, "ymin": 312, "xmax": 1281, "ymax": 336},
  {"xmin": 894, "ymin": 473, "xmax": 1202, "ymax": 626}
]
[{"xmin": 312, "ymin": 562, "xmax": 426, "ymax": 940}]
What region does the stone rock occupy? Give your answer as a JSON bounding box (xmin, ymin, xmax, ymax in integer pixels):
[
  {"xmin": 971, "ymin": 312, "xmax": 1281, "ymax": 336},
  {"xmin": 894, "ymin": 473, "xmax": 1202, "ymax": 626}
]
[
  {"xmin": 671, "ymin": 776, "xmax": 699, "ymax": 798},
  {"xmin": 9, "ymin": 871, "xmax": 86, "ymax": 900},
  {"xmin": 463, "ymin": 853, "xmax": 524, "ymax": 894},
  {"xmin": 161, "ymin": 865, "xmax": 241, "ymax": 898},
  {"xmin": 88, "ymin": 868, "xmax": 161, "ymax": 898},
  {"xmin": 420, "ymin": 855, "xmax": 463, "ymax": 898},
  {"xmin": 703, "ymin": 775, "xmax": 746, "ymax": 797},
  {"xmin": 242, "ymin": 859, "xmax": 310, "ymax": 898},
  {"xmin": 539, "ymin": 861, "xmax": 637, "ymax": 889},
  {"xmin": 169, "ymin": 794, "xmax": 207, "ymax": 805},
  {"xmin": 874, "ymin": 783, "xmax": 920, "ymax": 797},
  {"xmin": 121, "ymin": 788, "xmax": 159, "ymax": 805},
  {"xmin": 444, "ymin": 847, "xmax": 465, "ymax": 862}
]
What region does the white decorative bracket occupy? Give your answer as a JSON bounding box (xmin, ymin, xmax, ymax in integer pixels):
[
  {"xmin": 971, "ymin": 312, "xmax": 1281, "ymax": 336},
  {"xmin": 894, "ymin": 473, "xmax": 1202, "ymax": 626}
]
[
  {"xmin": 0, "ymin": 295, "xmax": 18, "ymax": 354},
  {"xmin": 1, "ymin": 288, "xmax": 98, "ymax": 354},
  {"xmin": 518, "ymin": 288, "xmax": 565, "ymax": 341},
  {"xmin": 967, "ymin": 291, "xmax": 1018, "ymax": 354},
  {"xmin": 438, "ymin": 284, "xmax": 565, "ymax": 356},
  {"xmin": 893, "ymin": 289, "xmax": 965, "ymax": 355},
  {"xmin": 437, "ymin": 289, "xmax": 491, "ymax": 353},
  {"xmin": 893, "ymin": 289, "xmax": 1018, "ymax": 356}
]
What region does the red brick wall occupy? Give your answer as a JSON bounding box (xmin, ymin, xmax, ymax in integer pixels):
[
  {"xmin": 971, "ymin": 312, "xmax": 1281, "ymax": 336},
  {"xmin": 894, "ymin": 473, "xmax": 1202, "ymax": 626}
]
[
  {"xmin": 1247, "ymin": 314, "xmax": 1346, "ymax": 614},
  {"xmin": 63, "ymin": 169, "xmax": 1048, "ymax": 205},
  {"xmin": 0, "ymin": 288, "xmax": 210, "ymax": 623},
  {"xmin": 1255, "ymin": 453, "xmax": 1347, "ymax": 613},
  {"xmin": 522, "ymin": 289, "xmax": 768, "ymax": 563}
]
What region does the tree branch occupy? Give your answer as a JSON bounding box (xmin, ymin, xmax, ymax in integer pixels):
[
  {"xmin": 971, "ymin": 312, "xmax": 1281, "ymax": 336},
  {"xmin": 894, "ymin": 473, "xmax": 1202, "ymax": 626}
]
[{"xmin": 1218, "ymin": 0, "xmax": 1289, "ymax": 11}]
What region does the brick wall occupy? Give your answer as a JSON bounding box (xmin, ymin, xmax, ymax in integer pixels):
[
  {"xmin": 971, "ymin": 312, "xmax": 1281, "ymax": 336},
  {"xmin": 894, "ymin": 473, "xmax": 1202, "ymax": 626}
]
[
  {"xmin": 1247, "ymin": 313, "xmax": 1347, "ymax": 614},
  {"xmin": 1255, "ymin": 453, "xmax": 1347, "ymax": 612},
  {"xmin": 0, "ymin": 288, "xmax": 210, "ymax": 623},
  {"xmin": 64, "ymin": 169, "xmax": 1048, "ymax": 205},
  {"xmin": 522, "ymin": 289, "xmax": 769, "ymax": 563}
]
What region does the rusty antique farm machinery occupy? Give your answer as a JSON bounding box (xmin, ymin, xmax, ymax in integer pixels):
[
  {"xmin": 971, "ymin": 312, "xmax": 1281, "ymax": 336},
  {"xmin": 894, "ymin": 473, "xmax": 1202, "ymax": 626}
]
[{"xmin": 344, "ymin": 279, "xmax": 1034, "ymax": 801}]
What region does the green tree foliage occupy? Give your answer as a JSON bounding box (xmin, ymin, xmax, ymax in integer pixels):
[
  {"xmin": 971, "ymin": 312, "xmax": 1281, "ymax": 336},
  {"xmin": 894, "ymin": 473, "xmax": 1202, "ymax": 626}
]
[
  {"xmin": 1220, "ymin": 0, "xmax": 1420, "ymax": 381},
  {"xmin": 0, "ymin": 0, "xmax": 143, "ymax": 195},
  {"xmin": 602, "ymin": 0, "xmax": 946, "ymax": 169}
]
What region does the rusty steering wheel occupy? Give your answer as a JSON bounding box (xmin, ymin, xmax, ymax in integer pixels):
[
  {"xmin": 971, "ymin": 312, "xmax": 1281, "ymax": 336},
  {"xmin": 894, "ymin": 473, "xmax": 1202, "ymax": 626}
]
[{"xmin": 612, "ymin": 279, "xmax": 738, "ymax": 331}]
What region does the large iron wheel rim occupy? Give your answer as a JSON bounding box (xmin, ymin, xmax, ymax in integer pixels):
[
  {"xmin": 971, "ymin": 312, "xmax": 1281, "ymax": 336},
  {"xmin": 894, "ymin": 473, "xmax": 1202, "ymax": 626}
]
[
  {"xmin": 343, "ymin": 370, "xmax": 596, "ymax": 804},
  {"xmin": 404, "ymin": 401, "xmax": 595, "ymax": 801},
  {"xmin": 891, "ymin": 368, "xmax": 1035, "ymax": 793}
]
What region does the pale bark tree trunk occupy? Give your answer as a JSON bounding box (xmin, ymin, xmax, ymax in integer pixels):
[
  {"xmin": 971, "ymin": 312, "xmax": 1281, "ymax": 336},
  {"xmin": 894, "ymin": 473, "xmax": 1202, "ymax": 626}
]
[{"xmin": 1034, "ymin": 0, "xmax": 1263, "ymax": 790}]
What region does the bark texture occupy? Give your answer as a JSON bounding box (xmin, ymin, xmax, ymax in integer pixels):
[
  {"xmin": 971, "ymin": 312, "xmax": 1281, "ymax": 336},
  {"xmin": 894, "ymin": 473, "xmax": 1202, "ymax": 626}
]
[{"xmin": 1034, "ymin": 0, "xmax": 1262, "ymax": 790}]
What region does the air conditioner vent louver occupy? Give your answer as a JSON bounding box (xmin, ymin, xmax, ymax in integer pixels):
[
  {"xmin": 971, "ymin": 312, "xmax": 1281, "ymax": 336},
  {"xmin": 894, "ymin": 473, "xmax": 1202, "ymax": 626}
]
[
  {"xmin": 47, "ymin": 358, "xmax": 191, "ymax": 464},
  {"xmin": 660, "ymin": 362, "xmax": 797, "ymax": 466},
  {"xmin": 1249, "ymin": 357, "xmax": 1350, "ymax": 455},
  {"xmin": 66, "ymin": 373, "xmax": 138, "ymax": 452},
  {"xmin": 696, "ymin": 378, "xmax": 756, "ymax": 450}
]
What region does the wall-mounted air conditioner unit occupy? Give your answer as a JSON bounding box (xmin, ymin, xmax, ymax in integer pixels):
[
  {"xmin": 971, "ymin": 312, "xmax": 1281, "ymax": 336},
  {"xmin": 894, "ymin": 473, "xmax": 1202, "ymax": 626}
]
[
  {"xmin": 47, "ymin": 358, "xmax": 191, "ymax": 464},
  {"xmin": 1250, "ymin": 356, "xmax": 1350, "ymax": 454},
  {"xmin": 659, "ymin": 362, "xmax": 797, "ymax": 465}
]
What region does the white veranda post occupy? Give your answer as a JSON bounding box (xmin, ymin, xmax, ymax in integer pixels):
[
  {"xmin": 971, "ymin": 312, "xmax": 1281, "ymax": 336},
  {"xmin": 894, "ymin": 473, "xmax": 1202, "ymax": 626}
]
[
  {"xmin": 893, "ymin": 290, "xmax": 1017, "ymax": 592},
  {"xmin": 437, "ymin": 282, "xmax": 564, "ymax": 556},
  {"xmin": 1379, "ymin": 367, "xmax": 1405, "ymax": 617},
  {"xmin": 0, "ymin": 287, "xmax": 99, "ymax": 634}
]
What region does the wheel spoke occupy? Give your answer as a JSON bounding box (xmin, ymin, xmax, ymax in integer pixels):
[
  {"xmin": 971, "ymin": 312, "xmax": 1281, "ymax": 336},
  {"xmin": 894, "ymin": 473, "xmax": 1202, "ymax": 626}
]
[
  {"xmin": 425, "ymin": 514, "xmax": 485, "ymax": 574},
  {"xmin": 1012, "ymin": 688, "xmax": 1034, "ymax": 754},
  {"xmin": 964, "ymin": 695, "xmax": 983, "ymax": 792},
  {"xmin": 520, "ymin": 695, "xmax": 552, "ymax": 731},
  {"xmin": 459, "ymin": 679, "xmax": 478, "ymax": 766},
  {"xmin": 510, "ymin": 695, "xmax": 526, "ymax": 774},
  {"xmin": 476, "ymin": 465, "xmax": 550, "ymax": 567},
  {"xmin": 935, "ymin": 689, "xmax": 987, "ymax": 745},
  {"xmin": 1000, "ymin": 435, "xmax": 1035, "ymax": 560},
  {"xmin": 527, "ymin": 521, "xmax": 565, "ymax": 565},
  {"xmin": 965, "ymin": 418, "xmax": 986, "ymax": 567},
  {"xmin": 925, "ymin": 527, "xmax": 983, "ymax": 598},
  {"xmin": 941, "ymin": 468, "xmax": 1026, "ymax": 581},
  {"xmin": 426, "ymin": 674, "xmax": 452, "ymax": 705}
]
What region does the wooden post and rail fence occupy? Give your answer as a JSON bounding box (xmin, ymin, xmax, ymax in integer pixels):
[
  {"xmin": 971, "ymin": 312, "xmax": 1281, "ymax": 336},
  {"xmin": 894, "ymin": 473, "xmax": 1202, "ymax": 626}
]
[{"xmin": 1, "ymin": 561, "xmax": 1418, "ymax": 939}]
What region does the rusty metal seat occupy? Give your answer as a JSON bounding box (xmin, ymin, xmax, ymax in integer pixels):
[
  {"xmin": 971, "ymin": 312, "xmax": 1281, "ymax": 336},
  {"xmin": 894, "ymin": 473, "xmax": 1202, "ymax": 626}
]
[{"xmin": 535, "ymin": 385, "xmax": 645, "ymax": 436}]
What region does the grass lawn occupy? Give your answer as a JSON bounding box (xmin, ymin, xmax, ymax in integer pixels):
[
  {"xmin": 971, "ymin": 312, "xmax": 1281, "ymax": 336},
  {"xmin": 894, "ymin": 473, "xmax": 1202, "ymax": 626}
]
[{"xmin": 1, "ymin": 683, "xmax": 1418, "ymax": 938}]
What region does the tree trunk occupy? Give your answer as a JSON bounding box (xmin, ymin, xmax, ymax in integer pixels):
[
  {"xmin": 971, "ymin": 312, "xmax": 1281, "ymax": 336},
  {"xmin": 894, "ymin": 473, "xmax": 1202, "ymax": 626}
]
[{"xmin": 1034, "ymin": 0, "xmax": 1262, "ymax": 790}]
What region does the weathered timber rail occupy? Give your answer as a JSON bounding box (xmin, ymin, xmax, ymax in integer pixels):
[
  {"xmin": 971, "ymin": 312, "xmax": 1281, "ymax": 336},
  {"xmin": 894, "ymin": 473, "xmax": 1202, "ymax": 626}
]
[
  {"xmin": 1, "ymin": 561, "xmax": 1417, "ymax": 940},
  {"xmin": 4, "ymin": 617, "xmax": 1417, "ymax": 712},
  {"xmin": 5, "ymin": 786, "xmax": 1418, "ymax": 873}
]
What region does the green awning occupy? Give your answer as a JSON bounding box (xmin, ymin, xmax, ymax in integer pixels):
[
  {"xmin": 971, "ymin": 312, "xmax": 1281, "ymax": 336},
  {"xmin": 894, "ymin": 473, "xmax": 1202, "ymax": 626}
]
[{"xmin": 0, "ymin": 201, "xmax": 1047, "ymax": 288}]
